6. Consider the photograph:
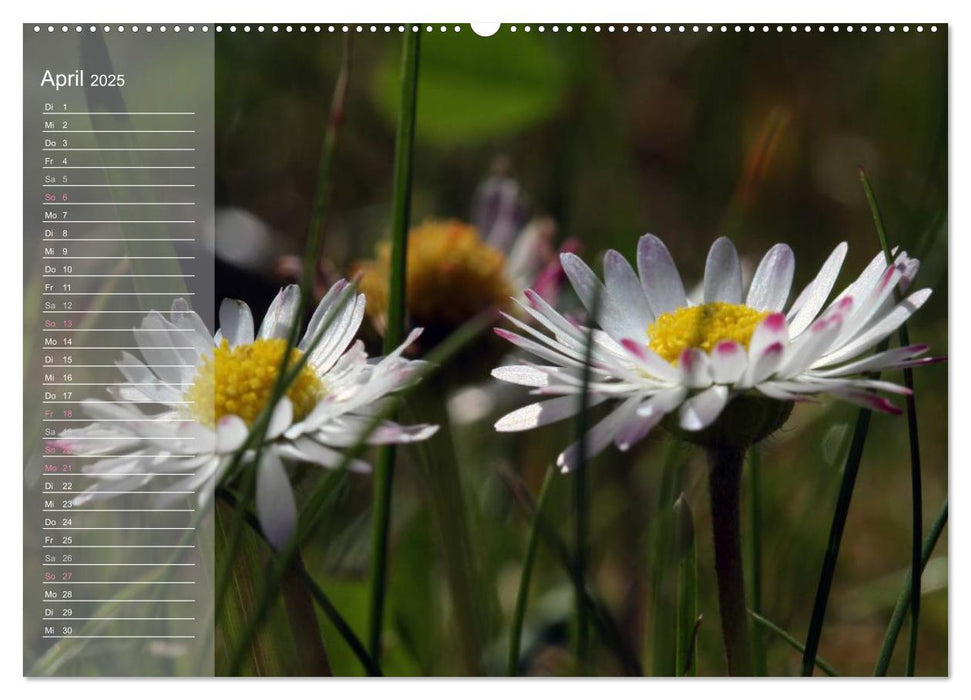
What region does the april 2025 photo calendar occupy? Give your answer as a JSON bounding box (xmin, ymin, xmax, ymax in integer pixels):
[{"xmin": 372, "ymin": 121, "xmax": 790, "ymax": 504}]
[{"xmin": 22, "ymin": 20, "xmax": 948, "ymax": 678}]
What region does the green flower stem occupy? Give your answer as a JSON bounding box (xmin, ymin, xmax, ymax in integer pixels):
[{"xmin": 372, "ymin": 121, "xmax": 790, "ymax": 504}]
[
  {"xmin": 747, "ymin": 446, "xmax": 766, "ymax": 675},
  {"xmin": 367, "ymin": 26, "xmax": 421, "ymax": 666},
  {"xmin": 707, "ymin": 443, "xmax": 754, "ymax": 676},
  {"xmin": 507, "ymin": 465, "xmax": 556, "ymax": 676}
]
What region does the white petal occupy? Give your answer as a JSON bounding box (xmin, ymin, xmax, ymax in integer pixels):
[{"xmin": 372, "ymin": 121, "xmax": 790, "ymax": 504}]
[
  {"xmin": 777, "ymin": 310, "xmax": 846, "ymax": 378},
  {"xmin": 679, "ymin": 348, "xmax": 713, "ymax": 389},
  {"xmin": 267, "ymin": 397, "xmax": 294, "ymax": 440},
  {"xmin": 827, "ymin": 387, "xmax": 903, "ymax": 415},
  {"xmin": 256, "ymin": 451, "xmax": 297, "ymax": 551},
  {"xmin": 604, "ymin": 249, "xmax": 654, "ymax": 337},
  {"xmin": 219, "ymin": 299, "xmax": 255, "ymax": 347},
  {"xmin": 495, "ymin": 395, "xmax": 586, "ymax": 432},
  {"xmin": 703, "ymin": 237, "xmax": 743, "ymax": 304},
  {"xmin": 812, "ymin": 289, "xmax": 932, "ymax": 367},
  {"xmin": 171, "ymin": 299, "xmax": 215, "ymax": 360},
  {"xmin": 215, "ymin": 415, "xmax": 248, "ymax": 453},
  {"xmin": 561, "ymin": 252, "xmax": 605, "ymax": 317},
  {"xmin": 619, "ymin": 339, "xmax": 681, "ymax": 383},
  {"xmin": 259, "ymin": 285, "xmax": 301, "ymax": 340},
  {"xmin": 556, "ymin": 396, "xmax": 641, "ymax": 472},
  {"xmin": 787, "ymin": 242, "xmax": 848, "ymax": 336},
  {"xmin": 739, "ymin": 341, "xmax": 786, "ymax": 388},
  {"xmin": 636, "ymin": 386, "xmax": 687, "ymax": 416},
  {"xmin": 810, "ymin": 344, "xmax": 932, "ymax": 377},
  {"xmin": 365, "ymin": 422, "xmax": 440, "ymax": 444},
  {"xmin": 494, "ymin": 327, "xmax": 584, "ymax": 370},
  {"xmin": 491, "ymin": 364, "xmax": 552, "ymax": 387},
  {"xmin": 637, "ymin": 234, "xmax": 687, "ymax": 316},
  {"xmin": 709, "ymin": 341, "xmax": 747, "ymax": 384},
  {"xmin": 278, "ymin": 437, "xmax": 371, "ymax": 473},
  {"xmin": 746, "ymin": 243, "xmax": 794, "ymax": 311},
  {"xmin": 306, "ymin": 287, "xmax": 367, "ymax": 375},
  {"xmin": 748, "ymin": 312, "xmax": 789, "ymax": 357},
  {"xmin": 679, "ymin": 385, "xmax": 730, "ymax": 431},
  {"xmin": 614, "ymin": 407, "xmax": 665, "ymax": 451}
]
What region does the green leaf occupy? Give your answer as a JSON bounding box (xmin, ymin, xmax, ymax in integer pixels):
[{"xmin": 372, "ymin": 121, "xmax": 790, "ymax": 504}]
[{"xmin": 370, "ymin": 31, "xmax": 567, "ymax": 145}]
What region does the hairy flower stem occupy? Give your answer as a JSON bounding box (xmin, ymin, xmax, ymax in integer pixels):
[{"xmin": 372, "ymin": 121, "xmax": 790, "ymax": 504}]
[{"xmin": 707, "ymin": 444, "xmax": 754, "ymax": 676}]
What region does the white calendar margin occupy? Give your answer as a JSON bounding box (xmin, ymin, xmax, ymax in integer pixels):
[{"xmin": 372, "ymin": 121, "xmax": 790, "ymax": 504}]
[{"xmin": 1, "ymin": 0, "xmax": 962, "ymax": 696}]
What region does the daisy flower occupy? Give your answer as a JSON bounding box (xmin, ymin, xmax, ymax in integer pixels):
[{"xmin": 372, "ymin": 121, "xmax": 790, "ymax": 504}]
[
  {"xmin": 491, "ymin": 234, "xmax": 938, "ymax": 471},
  {"xmin": 57, "ymin": 280, "xmax": 438, "ymax": 548},
  {"xmin": 355, "ymin": 217, "xmax": 571, "ymax": 339}
]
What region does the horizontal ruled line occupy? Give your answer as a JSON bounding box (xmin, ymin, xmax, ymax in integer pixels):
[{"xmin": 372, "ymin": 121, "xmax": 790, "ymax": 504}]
[
  {"xmin": 43, "ymin": 509, "xmax": 194, "ymax": 512},
  {"xmin": 43, "ymin": 166, "xmax": 196, "ymax": 169},
  {"xmin": 41, "ymin": 221, "xmax": 195, "ymax": 224},
  {"xmin": 43, "ymin": 546, "xmax": 195, "ymax": 549},
  {"xmin": 43, "ymin": 401, "xmax": 194, "ymax": 405},
  {"xmin": 43, "ymin": 527, "xmax": 196, "ymax": 530},
  {"xmin": 44, "ymin": 202, "xmax": 195, "ymax": 206},
  {"xmin": 43, "ymin": 111, "xmax": 196, "ymax": 115},
  {"xmin": 43, "ymin": 416, "xmax": 191, "ymax": 419},
  {"xmin": 42, "ymin": 635, "xmax": 197, "ymax": 639},
  {"xmin": 44, "ymin": 618, "xmax": 196, "ymax": 621},
  {"xmin": 43, "ymin": 564, "xmax": 195, "ymax": 567},
  {"xmin": 44, "ymin": 489, "xmax": 194, "ymax": 493},
  {"xmin": 43, "ymin": 184, "xmax": 196, "ymax": 187},
  {"xmin": 40, "ymin": 455, "xmax": 196, "ymax": 459},
  {"xmin": 42, "ymin": 238, "xmax": 196, "ymax": 242},
  {"xmin": 42, "ymin": 274, "xmax": 196, "ymax": 277},
  {"xmin": 43, "ymin": 148, "xmax": 195, "ymax": 151},
  {"xmin": 43, "ymin": 130, "xmax": 196, "ymax": 133},
  {"xmin": 42, "ymin": 291, "xmax": 195, "ymax": 293},
  {"xmin": 41, "ymin": 599, "xmax": 196, "ymax": 603}
]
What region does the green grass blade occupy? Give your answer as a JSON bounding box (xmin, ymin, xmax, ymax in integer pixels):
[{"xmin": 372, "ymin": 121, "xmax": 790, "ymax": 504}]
[
  {"xmin": 750, "ymin": 611, "xmax": 841, "ymax": 677},
  {"xmin": 215, "ymin": 36, "xmax": 355, "ymax": 631},
  {"xmin": 572, "ymin": 289, "xmax": 601, "ymax": 675},
  {"xmin": 367, "ymin": 27, "xmax": 421, "ymax": 666},
  {"xmin": 673, "ymin": 494, "xmax": 698, "ymax": 676},
  {"xmin": 860, "ymin": 167, "xmax": 925, "ymax": 675},
  {"xmin": 507, "ymin": 465, "xmax": 556, "ymax": 676},
  {"xmin": 801, "ymin": 404, "xmax": 875, "ymax": 675},
  {"xmin": 498, "ymin": 468, "xmax": 643, "ymax": 676},
  {"xmin": 649, "ymin": 439, "xmax": 684, "ymax": 675},
  {"xmin": 224, "ymin": 307, "xmax": 485, "ymax": 674},
  {"xmin": 216, "ymin": 488, "xmax": 381, "ymax": 676},
  {"xmin": 874, "ymin": 498, "xmax": 948, "ymax": 676}
]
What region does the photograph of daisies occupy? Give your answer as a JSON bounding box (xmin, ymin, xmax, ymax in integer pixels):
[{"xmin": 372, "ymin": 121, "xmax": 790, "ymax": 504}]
[{"xmin": 78, "ymin": 24, "xmax": 952, "ymax": 676}]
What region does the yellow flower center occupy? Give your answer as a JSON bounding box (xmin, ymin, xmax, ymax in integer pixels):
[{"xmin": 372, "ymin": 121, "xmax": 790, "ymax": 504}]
[
  {"xmin": 185, "ymin": 338, "xmax": 324, "ymax": 428},
  {"xmin": 647, "ymin": 302, "xmax": 770, "ymax": 364},
  {"xmin": 356, "ymin": 219, "xmax": 514, "ymax": 330}
]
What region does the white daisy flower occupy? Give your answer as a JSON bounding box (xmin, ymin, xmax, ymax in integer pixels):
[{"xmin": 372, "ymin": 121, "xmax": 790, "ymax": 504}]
[
  {"xmin": 491, "ymin": 234, "xmax": 939, "ymax": 472},
  {"xmin": 57, "ymin": 280, "xmax": 438, "ymax": 548}
]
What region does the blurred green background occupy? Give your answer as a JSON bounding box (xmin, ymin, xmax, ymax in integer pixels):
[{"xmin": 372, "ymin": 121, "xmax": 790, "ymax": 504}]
[{"xmin": 213, "ymin": 25, "xmax": 947, "ymax": 676}]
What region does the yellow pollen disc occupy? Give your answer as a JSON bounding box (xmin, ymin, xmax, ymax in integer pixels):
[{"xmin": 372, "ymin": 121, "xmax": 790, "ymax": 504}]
[
  {"xmin": 185, "ymin": 338, "xmax": 324, "ymax": 428},
  {"xmin": 356, "ymin": 219, "xmax": 514, "ymax": 329},
  {"xmin": 647, "ymin": 302, "xmax": 770, "ymax": 364}
]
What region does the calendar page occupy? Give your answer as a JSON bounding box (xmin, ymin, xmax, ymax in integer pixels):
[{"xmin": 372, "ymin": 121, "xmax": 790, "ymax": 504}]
[{"xmin": 22, "ymin": 22, "xmax": 948, "ymax": 678}]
